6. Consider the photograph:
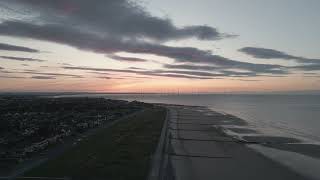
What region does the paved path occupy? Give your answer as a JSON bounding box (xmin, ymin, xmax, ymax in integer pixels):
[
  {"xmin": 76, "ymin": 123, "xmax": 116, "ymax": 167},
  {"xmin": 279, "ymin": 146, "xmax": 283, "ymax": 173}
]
[{"xmin": 161, "ymin": 105, "xmax": 309, "ymax": 180}]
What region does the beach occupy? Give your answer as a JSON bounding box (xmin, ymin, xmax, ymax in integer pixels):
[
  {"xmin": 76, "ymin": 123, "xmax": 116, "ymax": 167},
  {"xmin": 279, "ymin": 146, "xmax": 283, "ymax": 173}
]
[{"xmin": 149, "ymin": 104, "xmax": 320, "ymax": 180}]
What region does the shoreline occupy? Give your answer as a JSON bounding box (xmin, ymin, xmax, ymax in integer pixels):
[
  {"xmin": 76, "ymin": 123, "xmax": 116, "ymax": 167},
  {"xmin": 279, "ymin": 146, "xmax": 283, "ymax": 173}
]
[{"xmin": 152, "ymin": 103, "xmax": 320, "ymax": 156}]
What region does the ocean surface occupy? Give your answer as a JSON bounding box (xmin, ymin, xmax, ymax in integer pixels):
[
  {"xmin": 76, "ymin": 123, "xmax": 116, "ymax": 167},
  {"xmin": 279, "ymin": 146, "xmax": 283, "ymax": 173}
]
[{"xmin": 61, "ymin": 94, "xmax": 320, "ymax": 143}]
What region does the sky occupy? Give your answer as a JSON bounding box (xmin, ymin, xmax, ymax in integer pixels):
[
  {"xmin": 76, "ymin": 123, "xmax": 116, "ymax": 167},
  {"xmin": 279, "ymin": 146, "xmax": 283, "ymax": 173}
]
[{"xmin": 0, "ymin": 0, "xmax": 319, "ymax": 93}]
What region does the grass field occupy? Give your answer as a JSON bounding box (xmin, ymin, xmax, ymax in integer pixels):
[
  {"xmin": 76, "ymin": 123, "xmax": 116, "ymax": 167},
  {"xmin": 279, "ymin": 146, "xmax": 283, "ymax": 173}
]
[{"xmin": 23, "ymin": 106, "xmax": 166, "ymax": 180}]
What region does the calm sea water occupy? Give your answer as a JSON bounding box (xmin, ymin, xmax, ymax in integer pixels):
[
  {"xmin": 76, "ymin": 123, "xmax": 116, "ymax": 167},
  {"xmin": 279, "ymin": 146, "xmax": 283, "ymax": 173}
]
[{"xmin": 61, "ymin": 94, "xmax": 320, "ymax": 143}]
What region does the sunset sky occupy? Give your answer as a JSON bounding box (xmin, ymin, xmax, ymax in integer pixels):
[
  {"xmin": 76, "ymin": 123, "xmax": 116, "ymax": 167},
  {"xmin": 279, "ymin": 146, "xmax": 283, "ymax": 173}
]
[{"xmin": 0, "ymin": 0, "xmax": 319, "ymax": 93}]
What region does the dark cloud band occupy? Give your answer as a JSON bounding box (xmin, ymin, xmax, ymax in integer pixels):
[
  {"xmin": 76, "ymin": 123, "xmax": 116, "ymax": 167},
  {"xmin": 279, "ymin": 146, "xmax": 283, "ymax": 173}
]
[
  {"xmin": 3, "ymin": 0, "xmax": 228, "ymax": 42},
  {"xmin": 31, "ymin": 76, "xmax": 56, "ymax": 79},
  {"xmin": 239, "ymin": 47, "xmax": 320, "ymax": 64},
  {"xmin": 0, "ymin": 43, "xmax": 40, "ymax": 53},
  {"xmin": 0, "ymin": 55, "xmax": 46, "ymax": 62},
  {"xmin": 107, "ymin": 54, "xmax": 148, "ymax": 62}
]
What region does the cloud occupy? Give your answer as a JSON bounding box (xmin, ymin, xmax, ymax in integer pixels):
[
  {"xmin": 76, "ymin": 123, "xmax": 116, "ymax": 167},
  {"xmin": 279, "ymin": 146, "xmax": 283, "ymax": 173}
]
[
  {"xmin": 0, "ymin": 70, "xmax": 12, "ymax": 74},
  {"xmin": 63, "ymin": 66, "xmax": 140, "ymax": 74},
  {"xmin": 0, "ymin": 0, "xmax": 297, "ymax": 78},
  {"xmin": 63, "ymin": 65, "xmax": 283, "ymax": 79},
  {"xmin": 0, "ymin": 75, "xmax": 25, "ymax": 79},
  {"xmin": 0, "ymin": 19, "xmax": 280, "ymax": 75},
  {"xmin": 30, "ymin": 72, "xmax": 83, "ymax": 78},
  {"xmin": 119, "ymin": 75, "xmax": 149, "ymax": 79},
  {"xmin": 63, "ymin": 66, "xmax": 216, "ymax": 79},
  {"xmin": 31, "ymin": 76, "xmax": 56, "ymax": 79},
  {"xmin": 92, "ymin": 72, "xmax": 149, "ymax": 79},
  {"xmin": 90, "ymin": 72, "xmax": 110, "ymax": 76},
  {"xmin": 107, "ymin": 54, "xmax": 148, "ymax": 62},
  {"xmin": 152, "ymin": 69, "xmax": 222, "ymax": 77},
  {"xmin": 96, "ymin": 76, "xmax": 112, "ymax": 79},
  {"xmin": 230, "ymin": 79, "xmax": 261, "ymax": 82},
  {"xmin": 128, "ymin": 67, "xmax": 145, "ymax": 70},
  {"xmin": 164, "ymin": 63, "xmax": 288, "ymax": 76},
  {"xmin": 21, "ymin": 72, "xmax": 82, "ymax": 78},
  {"xmin": 143, "ymin": 73, "xmax": 214, "ymax": 79},
  {"xmin": 0, "ymin": 55, "xmax": 46, "ymax": 62},
  {"xmin": 290, "ymin": 64, "xmax": 320, "ymax": 71},
  {"xmin": 164, "ymin": 64, "xmax": 219, "ymax": 71},
  {"xmin": 58, "ymin": 63, "xmax": 73, "ymax": 66},
  {"xmin": 0, "ymin": 42, "xmax": 40, "ymax": 53},
  {"xmin": 239, "ymin": 47, "xmax": 320, "ymax": 64},
  {"xmin": 3, "ymin": 0, "xmax": 229, "ymax": 42},
  {"xmin": 0, "ymin": 68, "xmax": 83, "ymax": 78},
  {"xmin": 95, "ymin": 76, "xmax": 126, "ymax": 80},
  {"xmin": 303, "ymin": 72, "xmax": 317, "ymax": 75}
]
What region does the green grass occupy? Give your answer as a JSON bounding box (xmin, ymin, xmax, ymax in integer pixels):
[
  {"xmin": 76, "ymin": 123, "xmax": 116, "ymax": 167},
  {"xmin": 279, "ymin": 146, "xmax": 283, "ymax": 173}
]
[{"xmin": 24, "ymin": 107, "xmax": 166, "ymax": 180}]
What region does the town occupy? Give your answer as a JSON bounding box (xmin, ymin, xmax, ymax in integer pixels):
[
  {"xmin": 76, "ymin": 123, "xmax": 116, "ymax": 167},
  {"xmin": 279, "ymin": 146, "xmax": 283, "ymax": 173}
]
[{"xmin": 0, "ymin": 95, "xmax": 150, "ymax": 175}]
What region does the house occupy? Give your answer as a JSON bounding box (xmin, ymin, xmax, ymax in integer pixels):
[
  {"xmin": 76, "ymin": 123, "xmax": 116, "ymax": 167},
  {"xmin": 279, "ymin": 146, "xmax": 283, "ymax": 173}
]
[{"xmin": 77, "ymin": 122, "xmax": 89, "ymax": 129}]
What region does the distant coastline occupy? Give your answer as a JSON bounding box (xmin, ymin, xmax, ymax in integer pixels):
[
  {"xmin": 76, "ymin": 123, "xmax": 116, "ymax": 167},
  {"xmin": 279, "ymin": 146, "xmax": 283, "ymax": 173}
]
[{"xmin": 1, "ymin": 89, "xmax": 320, "ymax": 96}]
